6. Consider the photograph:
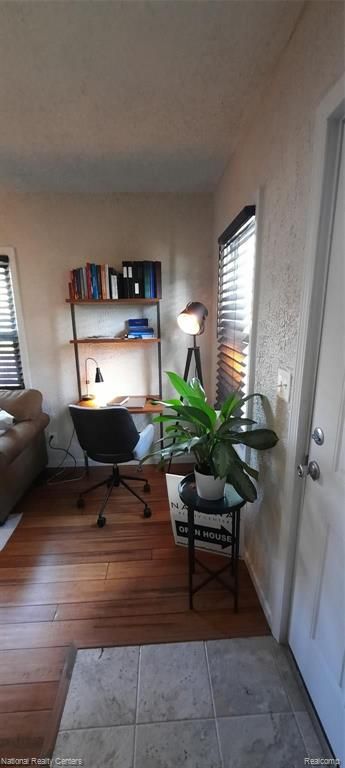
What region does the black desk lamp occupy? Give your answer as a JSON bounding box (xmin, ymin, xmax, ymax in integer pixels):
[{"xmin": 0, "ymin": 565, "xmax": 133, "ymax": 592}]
[
  {"xmin": 177, "ymin": 302, "xmax": 208, "ymax": 386},
  {"xmin": 81, "ymin": 357, "xmax": 104, "ymax": 402}
]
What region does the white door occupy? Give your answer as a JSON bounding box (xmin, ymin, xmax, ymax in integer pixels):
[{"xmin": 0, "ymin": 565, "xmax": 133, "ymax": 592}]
[{"xmin": 289, "ymin": 121, "xmax": 345, "ymax": 761}]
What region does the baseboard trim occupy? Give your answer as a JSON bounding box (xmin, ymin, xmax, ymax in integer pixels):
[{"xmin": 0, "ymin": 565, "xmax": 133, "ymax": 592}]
[{"xmin": 244, "ymin": 547, "xmax": 272, "ymax": 629}]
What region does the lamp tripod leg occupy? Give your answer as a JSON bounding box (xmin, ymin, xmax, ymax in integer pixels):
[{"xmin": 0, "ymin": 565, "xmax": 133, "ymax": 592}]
[
  {"xmin": 183, "ymin": 347, "xmax": 194, "ymax": 382},
  {"xmin": 193, "ymin": 345, "xmax": 203, "ymax": 387}
]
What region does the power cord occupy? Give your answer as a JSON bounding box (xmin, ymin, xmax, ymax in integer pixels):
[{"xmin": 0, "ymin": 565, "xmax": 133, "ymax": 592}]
[{"xmin": 47, "ymin": 429, "xmax": 86, "ymax": 484}]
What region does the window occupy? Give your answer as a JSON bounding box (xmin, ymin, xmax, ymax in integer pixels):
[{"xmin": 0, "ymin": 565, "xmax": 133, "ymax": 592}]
[
  {"xmin": 0, "ymin": 254, "xmax": 25, "ymax": 389},
  {"xmin": 216, "ymin": 206, "xmax": 256, "ymax": 406}
]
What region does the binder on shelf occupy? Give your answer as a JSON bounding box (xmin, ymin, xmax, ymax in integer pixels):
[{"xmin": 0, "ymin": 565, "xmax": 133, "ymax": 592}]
[
  {"xmin": 122, "ymin": 262, "xmax": 129, "ymax": 298},
  {"xmin": 154, "ymin": 261, "xmax": 162, "ymax": 298},
  {"xmin": 128, "ymin": 261, "xmax": 134, "ymax": 298}
]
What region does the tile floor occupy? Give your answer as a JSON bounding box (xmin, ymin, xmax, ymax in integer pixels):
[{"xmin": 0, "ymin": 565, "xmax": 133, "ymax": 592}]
[{"xmin": 53, "ymin": 637, "xmax": 327, "ymax": 768}]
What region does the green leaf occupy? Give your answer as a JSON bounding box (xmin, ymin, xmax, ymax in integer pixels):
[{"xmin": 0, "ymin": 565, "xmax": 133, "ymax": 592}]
[
  {"xmin": 227, "ymin": 462, "xmax": 257, "ymax": 502},
  {"xmin": 230, "ymin": 428, "xmax": 279, "ymax": 450},
  {"xmin": 241, "ymin": 461, "xmax": 259, "ymax": 481},
  {"xmin": 173, "ymin": 404, "xmax": 213, "ymax": 430},
  {"xmin": 224, "ymin": 443, "xmax": 259, "ymax": 481},
  {"xmin": 217, "ymin": 417, "xmax": 256, "ymax": 435},
  {"xmin": 165, "ymin": 371, "xmax": 198, "ymax": 402},
  {"xmin": 187, "ymin": 397, "xmax": 217, "ymax": 426},
  {"xmin": 212, "ymin": 442, "xmax": 231, "ymax": 478},
  {"xmin": 189, "ymin": 378, "xmax": 206, "ymax": 401},
  {"xmin": 234, "ymin": 392, "xmax": 265, "ymax": 414},
  {"xmin": 165, "ymin": 424, "xmax": 188, "ymax": 434},
  {"xmin": 220, "ymin": 392, "xmax": 241, "ymax": 419},
  {"xmin": 151, "ymin": 398, "xmax": 184, "ymax": 408}
]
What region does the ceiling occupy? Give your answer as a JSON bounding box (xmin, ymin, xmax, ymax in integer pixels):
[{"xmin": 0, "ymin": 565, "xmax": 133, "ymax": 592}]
[{"xmin": 0, "ymin": 0, "xmax": 304, "ymax": 193}]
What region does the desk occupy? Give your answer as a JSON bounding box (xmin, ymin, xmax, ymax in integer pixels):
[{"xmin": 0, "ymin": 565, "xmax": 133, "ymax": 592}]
[
  {"xmin": 178, "ymin": 473, "xmax": 245, "ymax": 612},
  {"xmin": 75, "ymin": 396, "xmax": 163, "ymax": 414}
]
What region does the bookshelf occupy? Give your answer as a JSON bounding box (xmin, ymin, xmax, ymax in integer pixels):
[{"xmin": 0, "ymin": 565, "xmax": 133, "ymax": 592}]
[{"xmin": 67, "ymin": 298, "xmax": 163, "ymax": 415}]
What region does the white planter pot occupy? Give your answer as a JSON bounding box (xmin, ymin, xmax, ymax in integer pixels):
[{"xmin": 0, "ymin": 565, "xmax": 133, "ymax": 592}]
[{"xmin": 194, "ymin": 469, "xmax": 226, "ymax": 501}]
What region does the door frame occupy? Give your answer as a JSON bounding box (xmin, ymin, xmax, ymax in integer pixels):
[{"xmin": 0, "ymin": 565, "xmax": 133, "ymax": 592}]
[{"xmin": 273, "ymin": 73, "xmax": 345, "ymax": 642}]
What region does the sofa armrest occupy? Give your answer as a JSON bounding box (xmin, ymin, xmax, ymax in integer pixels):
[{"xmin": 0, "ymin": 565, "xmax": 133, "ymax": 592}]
[
  {"xmin": 0, "ymin": 412, "xmax": 49, "ymax": 470},
  {"xmin": 0, "ymin": 389, "xmax": 44, "ymax": 421}
]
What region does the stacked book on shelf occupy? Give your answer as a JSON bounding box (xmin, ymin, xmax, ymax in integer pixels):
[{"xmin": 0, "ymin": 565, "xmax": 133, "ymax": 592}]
[
  {"xmin": 68, "ymin": 260, "xmax": 162, "ymax": 301},
  {"xmin": 126, "ymin": 318, "xmax": 155, "ymax": 339}
]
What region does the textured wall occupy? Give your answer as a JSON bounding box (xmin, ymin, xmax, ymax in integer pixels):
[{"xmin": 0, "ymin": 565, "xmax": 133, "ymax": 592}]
[
  {"xmin": 0, "ymin": 191, "xmax": 213, "ymax": 464},
  {"xmin": 214, "ymin": 0, "xmax": 345, "ymax": 631}
]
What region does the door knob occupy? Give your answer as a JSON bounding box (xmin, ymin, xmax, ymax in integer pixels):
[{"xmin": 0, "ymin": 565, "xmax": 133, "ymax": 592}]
[{"xmin": 297, "ymin": 460, "xmax": 320, "ymax": 480}]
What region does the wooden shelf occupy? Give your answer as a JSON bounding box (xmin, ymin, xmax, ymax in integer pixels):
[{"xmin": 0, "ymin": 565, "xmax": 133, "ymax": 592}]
[
  {"xmin": 66, "ymin": 298, "xmax": 160, "ymax": 305},
  {"xmin": 70, "ymin": 338, "xmax": 160, "ymax": 345},
  {"xmin": 76, "ymin": 397, "xmax": 163, "ymax": 414}
]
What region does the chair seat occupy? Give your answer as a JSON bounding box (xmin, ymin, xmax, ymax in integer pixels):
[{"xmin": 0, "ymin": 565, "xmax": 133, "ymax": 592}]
[{"xmin": 87, "ymin": 451, "xmax": 134, "ymax": 464}]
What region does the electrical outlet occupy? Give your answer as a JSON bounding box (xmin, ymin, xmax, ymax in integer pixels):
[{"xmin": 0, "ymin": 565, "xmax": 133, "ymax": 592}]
[{"xmin": 48, "ymin": 432, "xmax": 57, "ymax": 445}]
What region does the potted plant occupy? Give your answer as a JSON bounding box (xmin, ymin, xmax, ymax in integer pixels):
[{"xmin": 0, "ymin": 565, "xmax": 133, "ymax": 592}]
[{"xmin": 145, "ymin": 371, "xmax": 278, "ymax": 502}]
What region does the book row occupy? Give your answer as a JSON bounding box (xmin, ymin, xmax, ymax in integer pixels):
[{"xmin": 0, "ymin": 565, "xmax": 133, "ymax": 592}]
[{"xmin": 68, "ymin": 261, "xmax": 162, "ymax": 301}]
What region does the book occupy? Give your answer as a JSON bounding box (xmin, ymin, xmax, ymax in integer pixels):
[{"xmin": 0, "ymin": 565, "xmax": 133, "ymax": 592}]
[
  {"xmin": 128, "ymin": 318, "xmax": 149, "ymax": 327},
  {"xmin": 107, "ymin": 395, "xmax": 129, "ymax": 406},
  {"xmin": 91, "ymin": 264, "xmax": 98, "ymax": 299},
  {"xmin": 122, "ymin": 262, "xmax": 129, "ymax": 298},
  {"xmin": 127, "ymin": 261, "xmax": 134, "ymax": 298},
  {"xmin": 143, "ymin": 262, "xmax": 151, "ymax": 298},
  {"xmin": 86, "ymin": 263, "xmax": 92, "ymax": 299},
  {"xmin": 101, "ymin": 265, "xmax": 107, "ymax": 300},
  {"xmin": 105, "ymin": 265, "xmax": 110, "ymax": 299},
  {"xmin": 96, "ymin": 265, "xmax": 102, "ymax": 299},
  {"xmin": 110, "ymin": 271, "xmax": 118, "ymax": 300},
  {"xmin": 154, "ymin": 261, "xmax": 162, "ymax": 298},
  {"xmin": 128, "ymin": 330, "xmax": 154, "ymax": 338}
]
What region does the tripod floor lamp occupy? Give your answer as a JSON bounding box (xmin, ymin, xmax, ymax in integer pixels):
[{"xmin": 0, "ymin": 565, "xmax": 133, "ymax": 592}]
[{"xmin": 177, "ymin": 302, "xmax": 208, "ymax": 385}]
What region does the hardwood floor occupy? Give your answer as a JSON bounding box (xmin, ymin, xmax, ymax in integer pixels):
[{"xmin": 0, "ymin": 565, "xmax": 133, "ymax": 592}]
[{"xmin": 0, "ymin": 465, "xmax": 269, "ymax": 760}]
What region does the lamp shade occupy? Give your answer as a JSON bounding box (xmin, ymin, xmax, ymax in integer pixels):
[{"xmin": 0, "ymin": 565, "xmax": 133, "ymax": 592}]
[
  {"xmin": 177, "ymin": 302, "xmax": 208, "ymax": 336},
  {"xmin": 95, "ymin": 367, "xmax": 104, "ymax": 383}
]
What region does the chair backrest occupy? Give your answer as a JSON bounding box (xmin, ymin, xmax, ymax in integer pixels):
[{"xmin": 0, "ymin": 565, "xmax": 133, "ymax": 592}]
[{"xmin": 69, "ymin": 405, "xmax": 140, "ymax": 464}]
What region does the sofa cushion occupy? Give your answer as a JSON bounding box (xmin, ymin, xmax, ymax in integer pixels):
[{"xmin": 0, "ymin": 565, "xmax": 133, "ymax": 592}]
[
  {"xmin": 0, "ymin": 412, "xmax": 49, "ymax": 469},
  {"xmin": 0, "ymin": 409, "xmax": 16, "ymax": 432},
  {"xmin": 0, "ymin": 389, "xmax": 43, "ymax": 421}
]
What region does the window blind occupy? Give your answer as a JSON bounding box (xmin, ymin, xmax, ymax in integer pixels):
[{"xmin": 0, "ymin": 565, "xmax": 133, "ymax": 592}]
[
  {"xmin": 0, "ymin": 255, "xmax": 24, "ymax": 389},
  {"xmin": 216, "ymin": 206, "xmax": 256, "ymax": 407}
]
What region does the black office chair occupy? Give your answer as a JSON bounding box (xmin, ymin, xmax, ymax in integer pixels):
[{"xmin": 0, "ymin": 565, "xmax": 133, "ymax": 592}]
[{"xmin": 69, "ymin": 405, "xmax": 154, "ymax": 528}]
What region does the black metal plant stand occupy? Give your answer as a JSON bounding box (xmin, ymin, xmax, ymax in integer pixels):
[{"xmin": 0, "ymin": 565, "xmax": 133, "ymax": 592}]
[{"xmin": 178, "ymin": 473, "xmax": 246, "ymax": 612}]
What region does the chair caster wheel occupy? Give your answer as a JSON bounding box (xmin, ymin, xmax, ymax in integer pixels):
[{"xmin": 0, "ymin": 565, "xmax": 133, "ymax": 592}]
[
  {"xmin": 144, "ymin": 482, "xmax": 150, "ymax": 493},
  {"xmin": 77, "ymin": 497, "xmax": 85, "ymax": 509},
  {"xmin": 143, "ymin": 506, "xmax": 152, "ymax": 519},
  {"xmin": 97, "ymin": 516, "xmax": 106, "ymax": 528}
]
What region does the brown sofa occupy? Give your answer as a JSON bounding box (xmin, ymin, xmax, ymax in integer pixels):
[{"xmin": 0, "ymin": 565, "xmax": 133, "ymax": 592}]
[{"xmin": 0, "ymin": 389, "xmax": 49, "ymax": 524}]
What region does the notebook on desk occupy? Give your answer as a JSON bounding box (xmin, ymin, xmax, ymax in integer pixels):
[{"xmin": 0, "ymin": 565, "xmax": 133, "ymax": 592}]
[{"xmin": 107, "ymin": 395, "xmax": 146, "ymax": 408}]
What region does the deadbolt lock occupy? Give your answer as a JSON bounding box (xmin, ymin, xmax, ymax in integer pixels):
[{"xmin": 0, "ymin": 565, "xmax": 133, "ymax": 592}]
[{"xmin": 311, "ymin": 427, "xmax": 324, "ymax": 446}]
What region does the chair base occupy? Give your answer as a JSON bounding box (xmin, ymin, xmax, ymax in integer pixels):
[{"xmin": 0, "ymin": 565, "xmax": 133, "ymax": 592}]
[{"xmin": 76, "ymin": 465, "xmax": 152, "ymax": 527}]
